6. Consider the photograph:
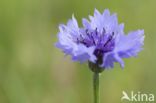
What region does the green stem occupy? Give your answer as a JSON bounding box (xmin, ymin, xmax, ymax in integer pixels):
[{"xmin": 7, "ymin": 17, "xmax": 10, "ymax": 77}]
[{"xmin": 93, "ymin": 72, "xmax": 99, "ymax": 103}]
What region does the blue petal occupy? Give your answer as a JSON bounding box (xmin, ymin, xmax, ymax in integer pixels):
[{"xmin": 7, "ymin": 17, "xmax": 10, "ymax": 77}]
[
  {"xmin": 115, "ymin": 30, "xmax": 145, "ymax": 58},
  {"xmin": 82, "ymin": 18, "xmax": 91, "ymax": 29},
  {"xmin": 101, "ymin": 53, "xmax": 115, "ymax": 69},
  {"xmin": 88, "ymin": 9, "xmax": 118, "ymax": 33},
  {"xmin": 100, "ymin": 52, "xmax": 124, "ymax": 69},
  {"xmin": 101, "ymin": 30, "xmax": 144, "ymax": 69},
  {"xmin": 56, "ymin": 16, "xmax": 97, "ymax": 63},
  {"xmin": 72, "ymin": 45, "xmax": 97, "ymax": 63}
]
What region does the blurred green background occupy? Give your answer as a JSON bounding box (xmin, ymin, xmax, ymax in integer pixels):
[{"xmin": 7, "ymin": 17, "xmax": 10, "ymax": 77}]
[{"xmin": 0, "ymin": 0, "xmax": 156, "ymax": 103}]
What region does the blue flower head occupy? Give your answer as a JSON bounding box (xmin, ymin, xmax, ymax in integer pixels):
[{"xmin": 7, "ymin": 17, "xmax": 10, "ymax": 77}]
[{"xmin": 55, "ymin": 9, "xmax": 145, "ymax": 71}]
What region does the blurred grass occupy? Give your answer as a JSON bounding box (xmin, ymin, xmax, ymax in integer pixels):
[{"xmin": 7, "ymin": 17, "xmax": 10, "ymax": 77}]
[{"xmin": 0, "ymin": 0, "xmax": 156, "ymax": 103}]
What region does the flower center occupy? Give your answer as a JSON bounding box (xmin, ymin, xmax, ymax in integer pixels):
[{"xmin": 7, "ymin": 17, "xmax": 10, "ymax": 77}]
[{"xmin": 77, "ymin": 28, "xmax": 115, "ymax": 64}]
